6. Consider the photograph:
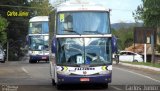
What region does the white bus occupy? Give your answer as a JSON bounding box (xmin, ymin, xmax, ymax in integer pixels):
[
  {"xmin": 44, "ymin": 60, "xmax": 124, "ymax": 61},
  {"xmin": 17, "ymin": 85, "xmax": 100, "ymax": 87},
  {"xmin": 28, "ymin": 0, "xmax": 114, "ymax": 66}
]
[
  {"xmin": 50, "ymin": 1, "xmax": 112, "ymax": 89},
  {"xmin": 28, "ymin": 16, "xmax": 49, "ymax": 63}
]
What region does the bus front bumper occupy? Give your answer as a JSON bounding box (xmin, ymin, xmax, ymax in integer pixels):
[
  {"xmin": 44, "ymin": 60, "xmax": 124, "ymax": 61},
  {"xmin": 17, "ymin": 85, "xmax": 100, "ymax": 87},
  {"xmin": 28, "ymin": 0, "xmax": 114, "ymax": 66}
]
[
  {"xmin": 30, "ymin": 55, "xmax": 49, "ymax": 61},
  {"xmin": 57, "ymin": 74, "xmax": 111, "ymax": 84}
]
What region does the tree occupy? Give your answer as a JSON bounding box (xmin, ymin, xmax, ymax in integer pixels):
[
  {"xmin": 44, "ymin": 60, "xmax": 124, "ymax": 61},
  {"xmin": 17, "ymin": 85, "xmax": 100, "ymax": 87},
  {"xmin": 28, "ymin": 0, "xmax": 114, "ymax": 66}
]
[
  {"xmin": 112, "ymin": 26, "xmax": 134, "ymax": 50},
  {"xmin": 0, "ymin": 0, "xmax": 31, "ymax": 60},
  {"xmin": 0, "ymin": 0, "xmax": 54, "ymax": 61},
  {"xmin": 133, "ymin": 0, "xmax": 160, "ymax": 63},
  {"xmin": 133, "ymin": 0, "xmax": 160, "ymax": 27},
  {"xmin": 29, "ymin": 0, "xmax": 53, "ymax": 16},
  {"xmin": 0, "ymin": 16, "xmax": 8, "ymax": 45}
]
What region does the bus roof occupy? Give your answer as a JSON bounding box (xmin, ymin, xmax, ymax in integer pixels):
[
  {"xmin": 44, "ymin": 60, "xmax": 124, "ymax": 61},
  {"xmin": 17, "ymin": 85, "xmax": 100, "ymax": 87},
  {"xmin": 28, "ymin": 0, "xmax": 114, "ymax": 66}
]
[
  {"xmin": 56, "ymin": 1, "xmax": 109, "ymax": 12},
  {"xmin": 29, "ymin": 16, "xmax": 48, "ymax": 22}
]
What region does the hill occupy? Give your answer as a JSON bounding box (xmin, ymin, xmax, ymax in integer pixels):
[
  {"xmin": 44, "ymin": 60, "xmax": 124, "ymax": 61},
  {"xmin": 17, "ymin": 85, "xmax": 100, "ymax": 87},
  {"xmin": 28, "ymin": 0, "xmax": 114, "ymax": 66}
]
[{"xmin": 111, "ymin": 23, "xmax": 143, "ymax": 30}]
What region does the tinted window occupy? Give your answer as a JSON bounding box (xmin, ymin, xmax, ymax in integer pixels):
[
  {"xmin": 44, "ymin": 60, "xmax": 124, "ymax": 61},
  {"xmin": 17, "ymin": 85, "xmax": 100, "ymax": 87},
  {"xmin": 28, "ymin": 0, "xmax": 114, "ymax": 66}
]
[
  {"xmin": 57, "ymin": 12, "xmax": 110, "ymax": 35},
  {"xmin": 56, "ymin": 38, "xmax": 112, "ymax": 66},
  {"xmin": 29, "ymin": 22, "xmax": 49, "ymax": 34},
  {"xmin": 43, "ymin": 22, "xmax": 49, "ymax": 34},
  {"xmin": 120, "ymin": 52, "xmax": 127, "ymax": 55}
]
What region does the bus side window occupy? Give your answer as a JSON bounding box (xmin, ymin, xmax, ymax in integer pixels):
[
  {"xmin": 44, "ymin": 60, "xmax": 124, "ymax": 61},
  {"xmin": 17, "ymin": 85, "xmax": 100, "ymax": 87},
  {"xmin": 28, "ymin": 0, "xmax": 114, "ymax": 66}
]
[{"xmin": 43, "ymin": 22, "xmax": 49, "ymax": 34}]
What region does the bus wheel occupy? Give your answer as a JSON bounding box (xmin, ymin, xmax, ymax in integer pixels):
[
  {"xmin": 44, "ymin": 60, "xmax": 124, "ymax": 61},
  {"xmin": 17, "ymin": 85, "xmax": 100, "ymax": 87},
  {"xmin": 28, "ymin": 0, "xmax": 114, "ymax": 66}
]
[
  {"xmin": 34, "ymin": 60, "xmax": 37, "ymax": 63},
  {"xmin": 106, "ymin": 84, "xmax": 108, "ymax": 89},
  {"xmin": 102, "ymin": 83, "xmax": 108, "ymax": 89},
  {"xmin": 1, "ymin": 60, "xmax": 5, "ymax": 63},
  {"xmin": 29, "ymin": 59, "xmax": 37, "ymax": 63},
  {"xmin": 133, "ymin": 60, "xmax": 138, "ymax": 62},
  {"xmin": 29, "ymin": 59, "xmax": 33, "ymax": 63},
  {"xmin": 52, "ymin": 79, "xmax": 56, "ymax": 86},
  {"xmin": 56, "ymin": 84, "xmax": 62, "ymax": 90}
]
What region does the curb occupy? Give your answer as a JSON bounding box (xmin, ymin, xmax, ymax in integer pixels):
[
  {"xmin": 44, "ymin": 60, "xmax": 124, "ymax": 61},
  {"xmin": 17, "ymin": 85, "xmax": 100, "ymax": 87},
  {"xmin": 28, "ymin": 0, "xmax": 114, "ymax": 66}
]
[{"xmin": 118, "ymin": 62, "xmax": 160, "ymax": 72}]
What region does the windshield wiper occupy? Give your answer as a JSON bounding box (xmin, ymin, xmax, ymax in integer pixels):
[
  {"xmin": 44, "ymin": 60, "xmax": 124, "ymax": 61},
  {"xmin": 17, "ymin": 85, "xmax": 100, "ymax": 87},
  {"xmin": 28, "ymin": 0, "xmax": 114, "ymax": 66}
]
[
  {"xmin": 64, "ymin": 30, "xmax": 80, "ymax": 35},
  {"xmin": 83, "ymin": 31, "xmax": 103, "ymax": 35}
]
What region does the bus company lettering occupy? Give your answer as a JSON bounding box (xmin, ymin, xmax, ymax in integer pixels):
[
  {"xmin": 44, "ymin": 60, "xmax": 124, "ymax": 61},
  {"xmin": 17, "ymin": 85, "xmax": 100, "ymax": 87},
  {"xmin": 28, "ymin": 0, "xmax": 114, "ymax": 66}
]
[
  {"xmin": 75, "ymin": 67, "xmax": 95, "ymax": 70},
  {"xmin": 7, "ymin": 11, "xmax": 29, "ymax": 17}
]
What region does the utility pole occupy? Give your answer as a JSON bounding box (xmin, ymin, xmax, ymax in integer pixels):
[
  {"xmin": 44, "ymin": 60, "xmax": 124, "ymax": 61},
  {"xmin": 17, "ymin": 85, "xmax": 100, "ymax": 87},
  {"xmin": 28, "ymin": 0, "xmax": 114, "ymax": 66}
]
[
  {"xmin": 151, "ymin": 33, "xmax": 155, "ymax": 64},
  {"xmin": 7, "ymin": 41, "xmax": 9, "ymax": 61},
  {"xmin": 144, "ymin": 43, "xmax": 147, "ymax": 63}
]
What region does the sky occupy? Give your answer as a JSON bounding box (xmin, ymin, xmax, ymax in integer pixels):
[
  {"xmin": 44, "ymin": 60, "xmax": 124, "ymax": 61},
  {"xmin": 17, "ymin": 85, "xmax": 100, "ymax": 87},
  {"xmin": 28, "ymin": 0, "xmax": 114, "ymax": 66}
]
[{"xmin": 50, "ymin": 0, "xmax": 142, "ymax": 24}]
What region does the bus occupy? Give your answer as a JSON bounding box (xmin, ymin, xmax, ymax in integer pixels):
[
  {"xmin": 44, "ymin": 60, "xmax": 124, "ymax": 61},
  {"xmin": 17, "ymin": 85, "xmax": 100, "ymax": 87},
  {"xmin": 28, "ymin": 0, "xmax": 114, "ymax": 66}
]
[
  {"xmin": 50, "ymin": 1, "xmax": 112, "ymax": 89},
  {"xmin": 28, "ymin": 16, "xmax": 49, "ymax": 63}
]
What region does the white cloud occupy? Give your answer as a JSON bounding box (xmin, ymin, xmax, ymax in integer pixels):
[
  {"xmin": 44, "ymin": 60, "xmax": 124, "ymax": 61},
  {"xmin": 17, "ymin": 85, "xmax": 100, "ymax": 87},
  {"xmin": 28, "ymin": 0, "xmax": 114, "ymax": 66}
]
[{"xmin": 91, "ymin": 0, "xmax": 142, "ymax": 23}]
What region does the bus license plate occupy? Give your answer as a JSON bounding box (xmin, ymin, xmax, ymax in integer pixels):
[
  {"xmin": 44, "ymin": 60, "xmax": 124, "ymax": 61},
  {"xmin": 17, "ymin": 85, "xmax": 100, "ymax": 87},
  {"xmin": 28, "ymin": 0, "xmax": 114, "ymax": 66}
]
[
  {"xmin": 42, "ymin": 57, "xmax": 46, "ymax": 59},
  {"xmin": 80, "ymin": 78, "xmax": 90, "ymax": 82}
]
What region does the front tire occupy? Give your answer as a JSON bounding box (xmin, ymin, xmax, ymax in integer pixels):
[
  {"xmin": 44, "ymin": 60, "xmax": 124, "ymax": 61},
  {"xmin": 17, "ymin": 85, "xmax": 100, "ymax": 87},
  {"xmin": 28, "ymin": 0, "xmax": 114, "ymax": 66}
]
[
  {"xmin": 101, "ymin": 83, "xmax": 108, "ymax": 89},
  {"xmin": 29, "ymin": 59, "xmax": 37, "ymax": 63},
  {"xmin": 52, "ymin": 79, "xmax": 56, "ymax": 86},
  {"xmin": 133, "ymin": 60, "xmax": 138, "ymax": 62},
  {"xmin": 56, "ymin": 84, "xmax": 62, "ymax": 90},
  {"xmin": 29, "ymin": 59, "xmax": 33, "ymax": 63},
  {"xmin": 1, "ymin": 60, "xmax": 5, "ymax": 63},
  {"xmin": 106, "ymin": 83, "xmax": 109, "ymax": 89}
]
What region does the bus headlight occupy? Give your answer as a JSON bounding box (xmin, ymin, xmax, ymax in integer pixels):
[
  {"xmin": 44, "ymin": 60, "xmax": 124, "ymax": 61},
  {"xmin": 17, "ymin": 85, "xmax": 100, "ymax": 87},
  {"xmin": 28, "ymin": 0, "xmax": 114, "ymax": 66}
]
[
  {"xmin": 57, "ymin": 66, "xmax": 71, "ymax": 75},
  {"xmin": 31, "ymin": 51, "xmax": 36, "ymax": 55},
  {"xmin": 107, "ymin": 65, "xmax": 112, "ymax": 70},
  {"xmin": 57, "ymin": 71, "xmax": 71, "ymax": 75},
  {"xmin": 30, "ymin": 51, "xmax": 39, "ymax": 55},
  {"xmin": 101, "ymin": 65, "xmax": 112, "ymax": 71},
  {"xmin": 99, "ymin": 70, "xmax": 111, "ymax": 75}
]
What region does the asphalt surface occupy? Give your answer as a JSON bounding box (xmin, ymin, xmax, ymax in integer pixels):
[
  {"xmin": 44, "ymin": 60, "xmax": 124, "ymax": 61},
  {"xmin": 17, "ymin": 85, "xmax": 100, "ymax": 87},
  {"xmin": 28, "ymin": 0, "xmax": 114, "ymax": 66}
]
[{"xmin": 0, "ymin": 60, "xmax": 160, "ymax": 91}]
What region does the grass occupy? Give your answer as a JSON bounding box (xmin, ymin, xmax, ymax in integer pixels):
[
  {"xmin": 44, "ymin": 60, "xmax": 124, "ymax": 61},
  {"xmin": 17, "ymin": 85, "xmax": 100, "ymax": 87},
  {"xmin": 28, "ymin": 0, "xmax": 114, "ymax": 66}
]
[{"xmin": 121, "ymin": 61, "xmax": 160, "ymax": 68}]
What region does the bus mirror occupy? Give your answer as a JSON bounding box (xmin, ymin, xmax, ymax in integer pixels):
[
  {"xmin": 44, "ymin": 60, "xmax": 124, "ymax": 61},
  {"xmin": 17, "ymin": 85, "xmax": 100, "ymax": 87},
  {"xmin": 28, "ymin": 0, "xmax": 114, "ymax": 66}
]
[{"xmin": 51, "ymin": 38, "xmax": 57, "ymax": 53}]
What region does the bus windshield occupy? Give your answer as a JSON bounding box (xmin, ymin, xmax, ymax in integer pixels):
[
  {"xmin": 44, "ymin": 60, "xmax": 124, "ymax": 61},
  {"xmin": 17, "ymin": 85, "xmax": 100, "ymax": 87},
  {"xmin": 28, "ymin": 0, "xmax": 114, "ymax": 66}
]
[
  {"xmin": 56, "ymin": 38, "xmax": 112, "ymax": 66},
  {"xmin": 29, "ymin": 22, "xmax": 49, "ymax": 34},
  {"xmin": 57, "ymin": 12, "xmax": 110, "ymax": 35},
  {"xmin": 29, "ymin": 36, "xmax": 49, "ymax": 51}
]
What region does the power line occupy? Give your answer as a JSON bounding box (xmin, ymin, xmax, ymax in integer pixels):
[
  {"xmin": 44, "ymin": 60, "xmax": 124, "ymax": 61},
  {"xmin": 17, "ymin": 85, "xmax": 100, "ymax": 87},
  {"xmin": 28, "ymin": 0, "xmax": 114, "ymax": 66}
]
[
  {"xmin": 0, "ymin": 4, "xmax": 46, "ymax": 9},
  {"xmin": 0, "ymin": 4, "xmax": 136, "ymax": 11},
  {"xmin": 111, "ymin": 8, "xmax": 136, "ymax": 12}
]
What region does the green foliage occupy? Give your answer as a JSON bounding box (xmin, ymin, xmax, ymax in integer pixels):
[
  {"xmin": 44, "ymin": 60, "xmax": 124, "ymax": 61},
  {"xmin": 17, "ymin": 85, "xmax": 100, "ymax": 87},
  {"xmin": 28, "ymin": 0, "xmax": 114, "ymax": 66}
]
[
  {"xmin": 112, "ymin": 26, "xmax": 134, "ymax": 50},
  {"xmin": 29, "ymin": 0, "xmax": 53, "ymax": 16},
  {"xmin": 133, "ymin": 0, "xmax": 160, "ymax": 27},
  {"xmin": 0, "ymin": 0, "xmax": 54, "ymax": 61},
  {"xmin": 0, "ymin": 16, "xmax": 8, "ymax": 45}
]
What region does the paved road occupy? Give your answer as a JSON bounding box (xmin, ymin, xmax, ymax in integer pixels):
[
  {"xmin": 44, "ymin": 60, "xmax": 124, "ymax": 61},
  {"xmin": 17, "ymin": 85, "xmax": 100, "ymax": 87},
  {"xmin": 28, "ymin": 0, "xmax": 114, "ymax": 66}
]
[{"xmin": 0, "ymin": 60, "xmax": 160, "ymax": 91}]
